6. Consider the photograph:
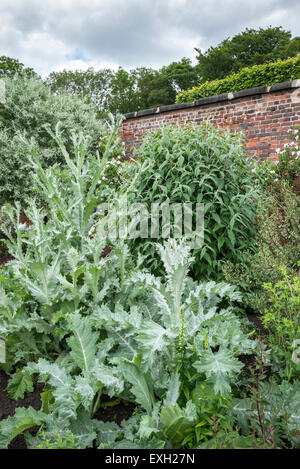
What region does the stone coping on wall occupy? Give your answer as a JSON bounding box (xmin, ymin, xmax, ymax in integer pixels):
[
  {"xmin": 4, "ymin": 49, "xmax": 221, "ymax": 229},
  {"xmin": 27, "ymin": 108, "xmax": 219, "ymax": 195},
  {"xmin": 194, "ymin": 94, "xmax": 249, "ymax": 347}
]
[{"xmin": 124, "ymin": 79, "xmax": 300, "ymax": 120}]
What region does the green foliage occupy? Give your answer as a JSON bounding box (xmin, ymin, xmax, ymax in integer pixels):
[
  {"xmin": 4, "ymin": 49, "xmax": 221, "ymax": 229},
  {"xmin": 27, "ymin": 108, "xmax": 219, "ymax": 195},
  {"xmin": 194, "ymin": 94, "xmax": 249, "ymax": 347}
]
[
  {"xmin": 2, "ymin": 28, "xmax": 300, "ymax": 450},
  {"xmin": 202, "ymin": 431, "xmax": 266, "ymax": 449},
  {"xmin": 0, "ymin": 232, "xmax": 253, "ymax": 448},
  {"xmin": 262, "ymin": 269, "xmax": 300, "ymax": 381},
  {"xmin": 0, "ymin": 236, "xmax": 9, "ymax": 265},
  {"xmin": 176, "ymin": 55, "xmax": 300, "ymax": 103},
  {"xmin": 46, "ymin": 67, "xmax": 114, "ymax": 114},
  {"xmin": 193, "ymin": 348, "xmax": 243, "ymax": 396},
  {"xmin": 195, "ymin": 26, "xmax": 292, "ymax": 82},
  {"xmin": 223, "ymin": 182, "xmax": 300, "ymax": 311},
  {"xmin": 135, "ymin": 67, "xmax": 175, "ymax": 109},
  {"xmin": 45, "ymin": 27, "xmax": 298, "ymax": 113},
  {"xmin": 233, "ymin": 379, "xmax": 300, "ymax": 448},
  {"xmin": 259, "ymin": 126, "xmax": 300, "ymax": 188},
  {"xmin": 7, "ymin": 370, "xmax": 34, "ymax": 400},
  {"xmin": 0, "ymin": 115, "xmax": 125, "ymax": 369},
  {"xmin": 0, "ymin": 407, "xmax": 46, "ymax": 448},
  {"xmin": 162, "ymin": 58, "xmax": 199, "ymax": 93},
  {"xmin": 108, "ymin": 68, "xmax": 140, "ymax": 115},
  {"xmin": 223, "ymin": 128, "xmax": 300, "ymax": 312},
  {"xmin": 0, "ymin": 56, "xmax": 37, "ymax": 78},
  {"xmin": 46, "ymin": 62, "xmax": 199, "ymax": 115},
  {"xmin": 281, "ymin": 37, "xmax": 300, "ymax": 60},
  {"xmin": 0, "ymin": 76, "xmax": 108, "ymax": 206},
  {"xmin": 122, "ymin": 123, "xmax": 259, "ymax": 279},
  {"xmin": 0, "ymin": 122, "xmax": 255, "ymax": 449},
  {"xmin": 31, "ymin": 429, "xmax": 79, "ymax": 449}
]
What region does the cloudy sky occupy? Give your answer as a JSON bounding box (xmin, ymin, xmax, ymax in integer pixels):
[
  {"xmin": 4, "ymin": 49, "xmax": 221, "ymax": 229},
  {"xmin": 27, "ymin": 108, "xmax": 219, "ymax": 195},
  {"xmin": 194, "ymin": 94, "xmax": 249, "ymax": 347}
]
[{"xmin": 0, "ymin": 0, "xmax": 299, "ymax": 77}]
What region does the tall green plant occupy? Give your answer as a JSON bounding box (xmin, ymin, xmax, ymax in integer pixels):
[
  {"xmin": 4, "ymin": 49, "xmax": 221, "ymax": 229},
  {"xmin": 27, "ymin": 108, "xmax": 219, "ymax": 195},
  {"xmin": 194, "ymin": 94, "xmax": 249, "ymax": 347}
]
[
  {"xmin": 121, "ymin": 123, "xmax": 259, "ymax": 279},
  {"xmin": 0, "ymin": 114, "xmax": 127, "ymax": 369}
]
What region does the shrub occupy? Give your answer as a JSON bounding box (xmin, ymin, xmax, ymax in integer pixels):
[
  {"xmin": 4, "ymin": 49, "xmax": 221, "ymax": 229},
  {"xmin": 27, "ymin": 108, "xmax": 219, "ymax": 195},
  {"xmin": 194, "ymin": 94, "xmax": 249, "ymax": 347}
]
[
  {"xmin": 121, "ymin": 123, "xmax": 259, "ymax": 279},
  {"xmin": 223, "ymin": 127, "xmax": 300, "ymax": 312},
  {"xmin": 262, "ymin": 268, "xmax": 300, "ymax": 381},
  {"xmin": 233, "ymin": 378, "xmax": 300, "ymax": 448},
  {"xmin": 223, "ymin": 182, "xmax": 300, "ymax": 311},
  {"xmin": 0, "ymin": 76, "xmax": 111, "ymax": 206},
  {"xmin": 176, "ymin": 55, "xmax": 300, "ymax": 103}
]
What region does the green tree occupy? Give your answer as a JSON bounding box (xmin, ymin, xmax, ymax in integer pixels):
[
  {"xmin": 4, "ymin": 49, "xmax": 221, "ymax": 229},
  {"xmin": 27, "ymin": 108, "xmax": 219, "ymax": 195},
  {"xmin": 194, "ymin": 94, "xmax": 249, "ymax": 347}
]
[
  {"xmin": 161, "ymin": 58, "xmax": 199, "ymax": 92},
  {"xmin": 135, "ymin": 61, "xmax": 199, "ymax": 110},
  {"xmin": 107, "ymin": 67, "xmax": 140, "ymax": 114},
  {"xmin": 281, "ymin": 37, "xmax": 300, "ymax": 59},
  {"xmin": 0, "ymin": 56, "xmax": 37, "ymax": 78},
  {"xmin": 195, "ymin": 26, "xmax": 292, "ymax": 81},
  {"xmin": 135, "ymin": 67, "xmax": 174, "ymax": 109},
  {"xmin": 0, "ymin": 76, "xmax": 106, "ymax": 205},
  {"xmin": 46, "ymin": 68, "xmax": 114, "ymax": 115}
]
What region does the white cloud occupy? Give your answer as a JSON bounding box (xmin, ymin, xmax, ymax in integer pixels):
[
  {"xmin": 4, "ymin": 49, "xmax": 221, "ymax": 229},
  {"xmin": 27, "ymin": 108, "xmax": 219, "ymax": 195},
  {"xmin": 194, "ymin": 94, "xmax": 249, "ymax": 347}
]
[{"xmin": 0, "ymin": 0, "xmax": 298, "ymax": 77}]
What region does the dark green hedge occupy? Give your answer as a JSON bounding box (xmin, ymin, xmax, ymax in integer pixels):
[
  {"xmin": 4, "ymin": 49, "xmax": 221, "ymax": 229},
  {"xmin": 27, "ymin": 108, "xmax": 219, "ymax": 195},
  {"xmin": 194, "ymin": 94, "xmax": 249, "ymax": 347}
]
[{"xmin": 176, "ymin": 55, "xmax": 300, "ymax": 103}]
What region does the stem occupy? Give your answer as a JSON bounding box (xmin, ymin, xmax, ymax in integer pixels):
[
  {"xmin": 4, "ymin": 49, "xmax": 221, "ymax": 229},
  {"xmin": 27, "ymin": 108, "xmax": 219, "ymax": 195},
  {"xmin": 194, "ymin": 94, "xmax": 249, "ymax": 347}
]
[{"xmin": 91, "ymin": 389, "xmax": 102, "ymax": 417}]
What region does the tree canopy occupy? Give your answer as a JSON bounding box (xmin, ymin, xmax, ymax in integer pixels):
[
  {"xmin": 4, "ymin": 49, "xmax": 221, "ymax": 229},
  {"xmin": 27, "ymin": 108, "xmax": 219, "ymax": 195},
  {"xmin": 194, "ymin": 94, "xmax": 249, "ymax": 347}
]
[
  {"xmin": 195, "ymin": 26, "xmax": 293, "ymax": 81},
  {"xmin": 0, "ymin": 56, "xmax": 37, "ymax": 78},
  {"xmin": 46, "ymin": 63, "xmax": 197, "ymax": 115},
  {"xmin": 2, "ymin": 25, "xmax": 300, "ymax": 115}
]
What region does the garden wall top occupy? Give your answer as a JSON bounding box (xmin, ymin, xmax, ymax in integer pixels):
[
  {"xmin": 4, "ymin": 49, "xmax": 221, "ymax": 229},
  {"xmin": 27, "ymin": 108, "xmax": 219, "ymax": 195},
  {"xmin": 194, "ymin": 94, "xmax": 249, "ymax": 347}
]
[
  {"xmin": 121, "ymin": 79, "xmax": 300, "ymax": 161},
  {"xmin": 124, "ymin": 80, "xmax": 300, "ymax": 119}
]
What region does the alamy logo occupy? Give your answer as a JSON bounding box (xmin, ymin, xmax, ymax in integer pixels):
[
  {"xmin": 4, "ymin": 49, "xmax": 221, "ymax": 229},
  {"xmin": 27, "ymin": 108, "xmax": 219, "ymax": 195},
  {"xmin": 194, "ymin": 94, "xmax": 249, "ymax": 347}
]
[
  {"xmin": 292, "ymin": 339, "xmax": 300, "ymax": 364},
  {"xmin": 93, "ymin": 195, "xmax": 204, "ymax": 249},
  {"xmin": 0, "ymin": 340, "xmax": 5, "ymax": 363},
  {"xmin": 0, "ymin": 79, "xmax": 5, "ymax": 104}
]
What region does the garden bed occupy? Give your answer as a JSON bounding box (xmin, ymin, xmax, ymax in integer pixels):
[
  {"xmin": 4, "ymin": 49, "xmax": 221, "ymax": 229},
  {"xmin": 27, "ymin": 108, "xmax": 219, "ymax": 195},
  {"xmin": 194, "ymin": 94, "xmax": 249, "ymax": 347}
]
[
  {"xmin": 0, "ymin": 371, "xmax": 42, "ymax": 449},
  {"xmin": 0, "ymin": 115, "xmax": 299, "ymax": 450},
  {"xmin": 0, "ymin": 371, "xmax": 135, "ymax": 449}
]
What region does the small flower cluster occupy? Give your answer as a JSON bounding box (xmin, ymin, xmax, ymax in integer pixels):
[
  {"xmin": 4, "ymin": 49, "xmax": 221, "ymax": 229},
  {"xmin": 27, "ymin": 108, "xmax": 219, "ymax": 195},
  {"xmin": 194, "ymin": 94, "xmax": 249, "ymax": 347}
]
[
  {"xmin": 270, "ymin": 125, "xmax": 300, "ymax": 187},
  {"xmin": 275, "ymin": 127, "xmax": 300, "ymax": 157},
  {"xmin": 254, "ymin": 125, "xmax": 300, "ymax": 190},
  {"xmin": 289, "ymin": 127, "xmax": 300, "ymax": 140},
  {"xmin": 98, "ymin": 155, "xmax": 124, "ymax": 185}
]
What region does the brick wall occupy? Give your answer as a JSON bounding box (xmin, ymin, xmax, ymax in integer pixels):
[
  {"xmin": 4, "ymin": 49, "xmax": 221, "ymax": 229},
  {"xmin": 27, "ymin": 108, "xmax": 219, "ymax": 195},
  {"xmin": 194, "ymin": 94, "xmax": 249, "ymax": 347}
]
[{"xmin": 121, "ymin": 80, "xmax": 300, "ymax": 161}]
